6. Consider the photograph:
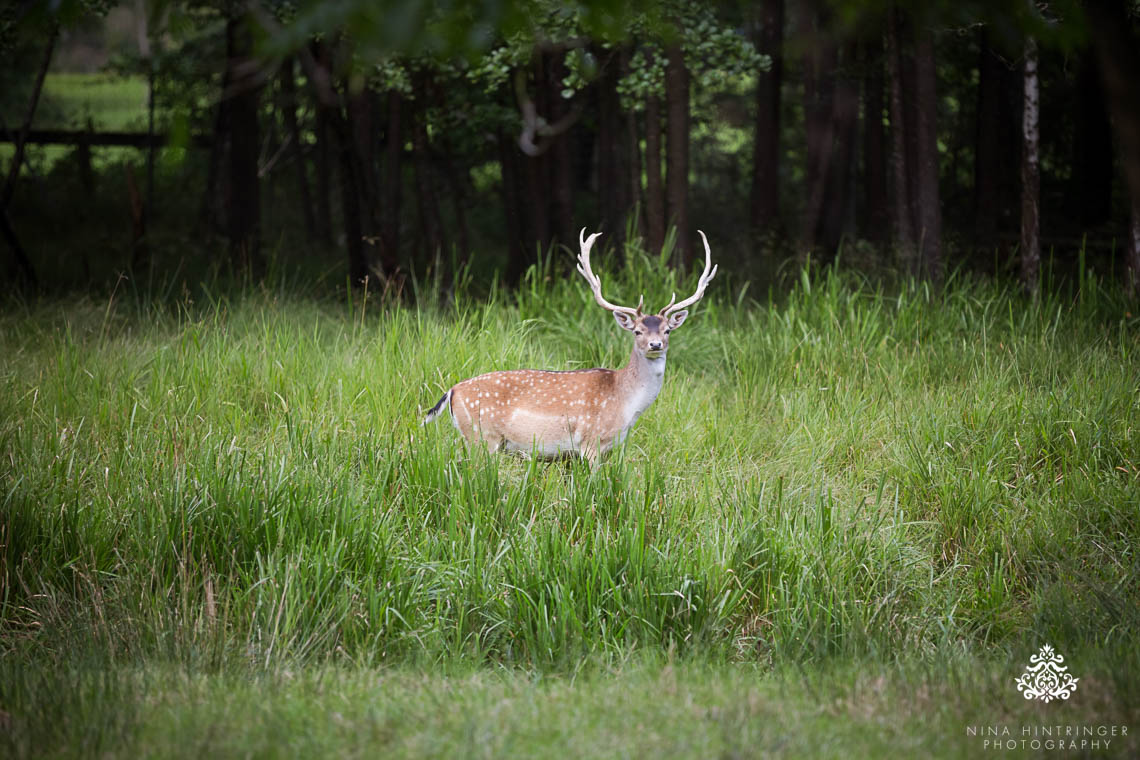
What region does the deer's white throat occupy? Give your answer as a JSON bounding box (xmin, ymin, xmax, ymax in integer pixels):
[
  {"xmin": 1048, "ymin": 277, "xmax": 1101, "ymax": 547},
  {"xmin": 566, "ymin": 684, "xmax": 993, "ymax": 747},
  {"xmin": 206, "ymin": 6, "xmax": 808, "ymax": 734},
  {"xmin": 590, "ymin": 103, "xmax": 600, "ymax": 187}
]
[{"xmin": 619, "ymin": 349, "xmax": 666, "ymax": 434}]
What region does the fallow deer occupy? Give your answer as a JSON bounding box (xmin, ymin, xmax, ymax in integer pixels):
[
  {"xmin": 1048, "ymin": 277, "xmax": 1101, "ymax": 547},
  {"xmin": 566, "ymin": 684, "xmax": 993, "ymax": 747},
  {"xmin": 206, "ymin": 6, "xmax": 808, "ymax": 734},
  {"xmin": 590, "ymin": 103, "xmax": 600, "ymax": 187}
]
[{"xmin": 422, "ymin": 228, "xmax": 717, "ymax": 466}]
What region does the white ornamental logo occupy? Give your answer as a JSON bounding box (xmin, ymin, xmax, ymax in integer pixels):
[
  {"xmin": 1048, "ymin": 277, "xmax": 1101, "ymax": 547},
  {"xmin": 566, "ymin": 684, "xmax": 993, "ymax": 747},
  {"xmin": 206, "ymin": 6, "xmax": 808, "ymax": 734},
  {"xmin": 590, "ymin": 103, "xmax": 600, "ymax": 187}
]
[{"xmin": 1015, "ymin": 644, "xmax": 1079, "ymax": 702}]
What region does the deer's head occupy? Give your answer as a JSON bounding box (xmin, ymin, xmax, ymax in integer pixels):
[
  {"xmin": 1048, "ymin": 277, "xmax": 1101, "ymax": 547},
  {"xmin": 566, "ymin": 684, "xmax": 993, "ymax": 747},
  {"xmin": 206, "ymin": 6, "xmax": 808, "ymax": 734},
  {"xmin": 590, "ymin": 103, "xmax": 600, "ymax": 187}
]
[{"xmin": 576, "ymin": 229, "xmax": 717, "ymax": 360}]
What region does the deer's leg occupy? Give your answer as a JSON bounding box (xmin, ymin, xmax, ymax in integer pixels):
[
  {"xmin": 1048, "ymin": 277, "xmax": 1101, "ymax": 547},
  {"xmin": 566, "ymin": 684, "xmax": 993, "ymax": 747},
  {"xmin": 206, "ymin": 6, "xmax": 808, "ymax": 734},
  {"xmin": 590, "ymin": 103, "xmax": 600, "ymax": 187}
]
[
  {"xmin": 579, "ymin": 443, "xmax": 601, "ymax": 469},
  {"xmin": 456, "ymin": 433, "xmax": 502, "ymax": 462},
  {"xmin": 462, "ymin": 427, "xmax": 502, "ymax": 454}
]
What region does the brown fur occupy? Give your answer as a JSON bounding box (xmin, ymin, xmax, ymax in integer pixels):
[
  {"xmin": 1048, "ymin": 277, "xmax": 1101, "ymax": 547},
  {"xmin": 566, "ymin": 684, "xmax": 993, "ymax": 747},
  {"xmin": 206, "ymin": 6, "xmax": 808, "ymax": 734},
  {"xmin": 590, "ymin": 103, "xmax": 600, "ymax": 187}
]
[{"xmin": 449, "ymin": 368, "xmax": 621, "ymax": 464}]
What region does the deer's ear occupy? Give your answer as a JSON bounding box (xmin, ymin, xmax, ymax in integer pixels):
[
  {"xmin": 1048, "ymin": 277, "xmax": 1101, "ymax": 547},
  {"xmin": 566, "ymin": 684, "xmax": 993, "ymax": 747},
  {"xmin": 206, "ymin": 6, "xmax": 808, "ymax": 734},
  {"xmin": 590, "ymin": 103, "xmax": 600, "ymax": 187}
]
[
  {"xmin": 613, "ymin": 311, "xmax": 637, "ymax": 332},
  {"xmin": 666, "ymin": 310, "xmax": 689, "ymax": 330}
]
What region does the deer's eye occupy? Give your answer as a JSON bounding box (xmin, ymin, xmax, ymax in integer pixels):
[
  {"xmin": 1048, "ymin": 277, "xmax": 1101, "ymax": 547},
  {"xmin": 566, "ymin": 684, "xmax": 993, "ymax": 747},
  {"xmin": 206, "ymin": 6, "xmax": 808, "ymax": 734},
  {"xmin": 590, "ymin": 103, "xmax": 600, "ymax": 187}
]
[
  {"xmin": 634, "ymin": 330, "xmax": 642, "ymax": 336},
  {"xmin": 665, "ymin": 329, "xmax": 671, "ymax": 334}
]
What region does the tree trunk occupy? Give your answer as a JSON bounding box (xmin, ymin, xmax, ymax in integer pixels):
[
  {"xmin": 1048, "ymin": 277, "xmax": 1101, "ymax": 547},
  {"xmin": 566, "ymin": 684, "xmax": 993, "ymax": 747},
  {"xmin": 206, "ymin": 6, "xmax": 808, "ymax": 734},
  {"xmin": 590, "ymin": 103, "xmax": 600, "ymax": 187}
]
[
  {"xmin": 911, "ymin": 22, "xmax": 941, "ymax": 282},
  {"xmin": 821, "ymin": 51, "xmax": 859, "ymax": 253},
  {"xmin": 974, "ymin": 30, "xmax": 1003, "ymax": 247},
  {"xmin": 644, "ymin": 91, "xmax": 666, "ymax": 255},
  {"xmin": 532, "ymin": 56, "xmax": 553, "ymax": 254},
  {"xmin": 898, "ymin": 28, "xmax": 923, "ymax": 247},
  {"xmin": 225, "ymin": 13, "xmax": 263, "ymax": 276},
  {"xmin": 597, "ymin": 48, "xmax": 630, "ymax": 243},
  {"xmin": 280, "ymin": 58, "xmax": 316, "ymax": 242},
  {"xmin": 0, "ymin": 25, "xmax": 55, "ymax": 288},
  {"xmin": 2, "ymin": 28, "xmax": 56, "ymax": 210},
  {"xmin": 750, "ymin": 0, "xmax": 784, "ymax": 241},
  {"xmin": 886, "ymin": 9, "xmax": 916, "ymax": 266},
  {"xmin": 1131, "ymin": 200, "xmax": 1140, "ymax": 296},
  {"xmin": 411, "ymin": 95, "xmax": 445, "ymax": 263},
  {"xmin": 664, "ymin": 42, "xmax": 691, "ymax": 265},
  {"xmin": 379, "ymin": 90, "xmax": 403, "ymax": 268},
  {"xmin": 200, "ymin": 81, "xmax": 229, "ymax": 239},
  {"xmin": 538, "ymin": 52, "xmax": 573, "ymax": 249},
  {"xmin": 347, "ymin": 86, "xmax": 377, "ymax": 246},
  {"xmin": 862, "ymin": 36, "xmax": 888, "ymax": 245},
  {"xmin": 1072, "ymin": 48, "xmax": 1114, "ymax": 229},
  {"xmin": 499, "ymin": 130, "xmax": 530, "ymax": 283},
  {"xmin": 1084, "ymin": 0, "xmax": 1140, "ymax": 295},
  {"xmin": 625, "ymin": 51, "xmax": 642, "ymax": 246},
  {"xmin": 126, "ymin": 162, "xmax": 146, "ymax": 272},
  {"xmin": 313, "ymin": 107, "xmax": 334, "ymax": 243},
  {"xmin": 333, "ymin": 115, "xmax": 369, "ymax": 286},
  {"xmin": 801, "ymin": 12, "xmax": 836, "ymax": 255},
  {"xmin": 1020, "ymin": 37, "xmax": 1040, "ymax": 295},
  {"xmin": 524, "ymin": 149, "xmax": 550, "ymax": 254},
  {"xmin": 141, "ymin": 52, "xmax": 156, "ymax": 273},
  {"xmin": 549, "ymin": 129, "xmax": 574, "ymax": 249},
  {"xmin": 1, "ymin": 209, "xmax": 35, "ymax": 290},
  {"xmin": 312, "ymin": 42, "xmax": 334, "ymax": 245},
  {"xmin": 802, "ymin": 26, "xmax": 858, "ymax": 258},
  {"xmin": 439, "ymin": 133, "xmax": 471, "ymax": 264}
]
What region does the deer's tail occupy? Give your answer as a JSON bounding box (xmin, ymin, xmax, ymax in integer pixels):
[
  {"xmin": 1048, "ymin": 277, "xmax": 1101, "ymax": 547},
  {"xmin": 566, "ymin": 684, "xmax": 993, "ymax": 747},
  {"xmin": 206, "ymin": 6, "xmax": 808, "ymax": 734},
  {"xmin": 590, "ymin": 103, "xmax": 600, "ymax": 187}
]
[{"xmin": 422, "ymin": 389, "xmax": 452, "ymax": 426}]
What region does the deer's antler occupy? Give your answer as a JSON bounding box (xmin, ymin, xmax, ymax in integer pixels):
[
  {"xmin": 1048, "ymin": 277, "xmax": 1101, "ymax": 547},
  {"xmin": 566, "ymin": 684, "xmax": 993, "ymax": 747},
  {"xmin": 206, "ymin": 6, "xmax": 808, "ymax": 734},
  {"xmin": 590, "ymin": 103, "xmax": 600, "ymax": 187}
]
[
  {"xmin": 660, "ymin": 230, "xmax": 717, "ymax": 317},
  {"xmin": 576, "ymin": 229, "xmax": 643, "ymax": 317}
]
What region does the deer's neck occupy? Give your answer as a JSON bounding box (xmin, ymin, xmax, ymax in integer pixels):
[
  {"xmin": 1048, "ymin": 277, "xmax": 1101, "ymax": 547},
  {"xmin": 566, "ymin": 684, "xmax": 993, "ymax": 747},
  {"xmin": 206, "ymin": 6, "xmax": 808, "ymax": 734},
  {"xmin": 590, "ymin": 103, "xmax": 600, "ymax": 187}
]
[{"xmin": 616, "ymin": 348, "xmax": 666, "ymax": 426}]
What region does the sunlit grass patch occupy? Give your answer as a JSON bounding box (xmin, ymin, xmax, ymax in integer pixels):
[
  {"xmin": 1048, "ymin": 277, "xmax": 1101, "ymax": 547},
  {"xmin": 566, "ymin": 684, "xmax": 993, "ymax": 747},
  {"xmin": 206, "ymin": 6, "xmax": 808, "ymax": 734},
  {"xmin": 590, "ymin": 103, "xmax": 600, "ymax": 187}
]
[
  {"xmin": 0, "ymin": 73, "xmax": 161, "ymax": 172},
  {"xmin": 38, "ymin": 73, "xmax": 150, "ymax": 130}
]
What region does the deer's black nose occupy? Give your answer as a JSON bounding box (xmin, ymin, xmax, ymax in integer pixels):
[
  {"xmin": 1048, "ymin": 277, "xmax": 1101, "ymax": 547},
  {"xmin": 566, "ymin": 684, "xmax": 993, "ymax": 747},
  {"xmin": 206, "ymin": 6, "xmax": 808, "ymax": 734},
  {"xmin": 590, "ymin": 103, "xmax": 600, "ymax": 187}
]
[{"xmin": 648, "ymin": 341, "xmax": 663, "ymax": 351}]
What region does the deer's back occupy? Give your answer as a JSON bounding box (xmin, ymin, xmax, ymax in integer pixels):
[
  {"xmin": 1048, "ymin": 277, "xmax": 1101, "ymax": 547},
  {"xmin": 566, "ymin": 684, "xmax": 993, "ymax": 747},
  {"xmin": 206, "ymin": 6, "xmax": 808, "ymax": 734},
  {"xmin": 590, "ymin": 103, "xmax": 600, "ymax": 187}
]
[{"xmin": 450, "ymin": 368, "xmax": 621, "ymax": 455}]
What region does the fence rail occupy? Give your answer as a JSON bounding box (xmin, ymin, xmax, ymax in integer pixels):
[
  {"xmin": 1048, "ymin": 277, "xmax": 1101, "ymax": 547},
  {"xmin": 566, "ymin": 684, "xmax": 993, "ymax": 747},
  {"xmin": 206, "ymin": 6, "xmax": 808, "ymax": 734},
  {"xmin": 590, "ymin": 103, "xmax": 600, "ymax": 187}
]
[{"xmin": 0, "ymin": 129, "xmax": 211, "ymax": 148}]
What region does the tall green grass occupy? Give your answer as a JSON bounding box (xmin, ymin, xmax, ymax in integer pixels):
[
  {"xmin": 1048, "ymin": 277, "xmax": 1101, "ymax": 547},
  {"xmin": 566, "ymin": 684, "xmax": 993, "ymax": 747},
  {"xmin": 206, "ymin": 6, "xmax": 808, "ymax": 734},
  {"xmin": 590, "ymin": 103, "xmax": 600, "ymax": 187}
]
[{"xmin": 2, "ymin": 245, "xmax": 1138, "ymax": 756}]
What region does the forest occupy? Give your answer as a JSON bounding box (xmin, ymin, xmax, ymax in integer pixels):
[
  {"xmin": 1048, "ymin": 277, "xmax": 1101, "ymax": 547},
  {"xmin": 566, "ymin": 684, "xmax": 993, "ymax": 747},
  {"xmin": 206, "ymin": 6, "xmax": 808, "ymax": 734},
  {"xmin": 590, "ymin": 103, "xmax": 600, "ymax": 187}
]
[
  {"xmin": 2, "ymin": 1, "xmax": 1139, "ymax": 758},
  {"xmin": 1, "ymin": 0, "xmax": 1138, "ymax": 294}
]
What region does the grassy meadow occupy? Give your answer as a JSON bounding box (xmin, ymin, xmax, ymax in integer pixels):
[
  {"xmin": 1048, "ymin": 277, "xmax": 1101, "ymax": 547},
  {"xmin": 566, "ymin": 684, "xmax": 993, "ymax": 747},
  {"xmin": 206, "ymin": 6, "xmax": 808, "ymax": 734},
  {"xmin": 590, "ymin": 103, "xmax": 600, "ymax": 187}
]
[
  {"xmin": 1, "ymin": 73, "xmax": 154, "ymax": 172},
  {"xmin": 38, "ymin": 73, "xmax": 152, "ymax": 130},
  {"xmin": 1, "ymin": 249, "xmax": 1138, "ymax": 757}
]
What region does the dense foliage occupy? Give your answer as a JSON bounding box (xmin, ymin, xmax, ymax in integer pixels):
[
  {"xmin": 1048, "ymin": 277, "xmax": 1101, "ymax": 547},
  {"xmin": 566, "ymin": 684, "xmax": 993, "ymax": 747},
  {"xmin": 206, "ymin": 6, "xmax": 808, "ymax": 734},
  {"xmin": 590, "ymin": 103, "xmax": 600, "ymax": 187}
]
[{"xmin": 3, "ymin": 0, "xmax": 1139, "ymax": 293}]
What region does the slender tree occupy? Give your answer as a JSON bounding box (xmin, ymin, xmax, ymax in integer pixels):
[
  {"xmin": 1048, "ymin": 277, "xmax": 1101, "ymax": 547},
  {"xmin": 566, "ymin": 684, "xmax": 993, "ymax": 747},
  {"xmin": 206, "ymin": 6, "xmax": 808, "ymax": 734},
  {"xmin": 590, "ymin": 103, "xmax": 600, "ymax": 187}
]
[
  {"xmin": 644, "ymin": 61, "xmax": 666, "ymax": 255},
  {"xmin": 498, "ymin": 129, "xmax": 529, "ymax": 281},
  {"xmin": 624, "ymin": 50, "xmax": 642, "ymax": 246},
  {"xmin": 1, "ymin": 25, "xmax": 55, "ymax": 289},
  {"xmin": 886, "ymin": 7, "xmax": 916, "ymax": 265},
  {"xmin": 439, "ymin": 131, "xmax": 471, "ymax": 263},
  {"xmin": 861, "ymin": 36, "xmax": 888, "ymax": 245},
  {"xmin": 335, "ymin": 116, "xmax": 368, "ymax": 285},
  {"xmin": 824, "ymin": 45, "xmax": 860, "ymax": 252},
  {"xmin": 380, "ymin": 90, "xmax": 404, "ymax": 263},
  {"xmin": 912, "ymin": 22, "xmax": 941, "ymax": 282},
  {"xmin": 597, "ymin": 46, "xmax": 631, "ymax": 242},
  {"xmin": 974, "ymin": 29, "xmax": 1003, "ymax": 247},
  {"xmin": 750, "ymin": 0, "xmax": 783, "ymax": 240},
  {"xmin": 547, "ymin": 52, "xmax": 575, "ymax": 248},
  {"xmin": 1071, "ymin": 47, "xmax": 1113, "ymax": 229},
  {"xmin": 224, "ymin": 12, "xmax": 263, "ymax": 275},
  {"xmin": 1020, "ymin": 36, "xmax": 1040, "ymax": 294},
  {"xmin": 664, "ymin": 41, "xmax": 691, "ymax": 264},
  {"xmin": 280, "ymin": 58, "xmax": 317, "ymax": 242},
  {"xmin": 410, "ymin": 84, "xmax": 445, "ymax": 262},
  {"xmin": 800, "ymin": 4, "xmax": 835, "ymax": 255},
  {"xmin": 1084, "ymin": 0, "xmax": 1140, "ymax": 295},
  {"xmin": 347, "ymin": 86, "xmax": 377, "ymax": 242},
  {"xmin": 801, "ymin": 17, "xmax": 858, "ymax": 258},
  {"xmin": 311, "ymin": 42, "xmax": 334, "ymax": 245}
]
